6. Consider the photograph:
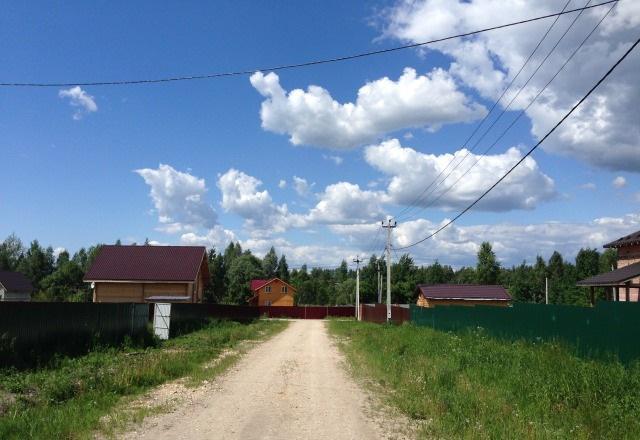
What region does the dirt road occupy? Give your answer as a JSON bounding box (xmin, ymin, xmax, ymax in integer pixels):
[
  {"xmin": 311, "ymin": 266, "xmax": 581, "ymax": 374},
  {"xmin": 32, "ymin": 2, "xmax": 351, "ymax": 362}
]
[{"xmin": 122, "ymin": 320, "xmax": 408, "ymax": 440}]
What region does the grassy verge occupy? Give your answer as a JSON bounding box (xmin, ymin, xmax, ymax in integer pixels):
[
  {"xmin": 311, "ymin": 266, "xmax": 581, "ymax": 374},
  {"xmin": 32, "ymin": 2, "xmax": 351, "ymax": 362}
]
[
  {"xmin": 0, "ymin": 319, "xmax": 287, "ymax": 439},
  {"xmin": 329, "ymin": 320, "xmax": 640, "ymax": 439}
]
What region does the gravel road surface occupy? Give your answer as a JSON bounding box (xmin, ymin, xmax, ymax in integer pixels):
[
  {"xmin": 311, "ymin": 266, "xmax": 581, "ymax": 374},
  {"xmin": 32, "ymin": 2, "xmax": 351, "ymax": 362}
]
[{"xmin": 122, "ymin": 319, "xmax": 407, "ymax": 440}]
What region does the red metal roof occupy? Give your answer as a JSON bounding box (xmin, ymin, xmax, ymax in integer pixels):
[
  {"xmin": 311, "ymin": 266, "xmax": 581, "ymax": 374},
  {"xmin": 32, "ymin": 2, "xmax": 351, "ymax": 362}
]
[
  {"xmin": 416, "ymin": 284, "xmax": 511, "ymax": 301},
  {"xmin": 249, "ymin": 278, "xmax": 297, "ymax": 293},
  {"xmin": 250, "ymin": 279, "xmax": 270, "ymax": 291},
  {"xmin": 84, "ymin": 245, "xmax": 207, "ymax": 282},
  {"xmin": 0, "ymin": 271, "xmax": 34, "ymax": 293}
]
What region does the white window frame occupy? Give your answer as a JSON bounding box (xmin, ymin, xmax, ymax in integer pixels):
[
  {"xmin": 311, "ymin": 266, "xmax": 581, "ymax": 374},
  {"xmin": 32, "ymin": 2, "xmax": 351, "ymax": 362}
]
[
  {"xmin": 281, "ymin": 285, "xmax": 288, "ymax": 293},
  {"xmin": 265, "ymin": 285, "xmax": 271, "ymax": 293}
]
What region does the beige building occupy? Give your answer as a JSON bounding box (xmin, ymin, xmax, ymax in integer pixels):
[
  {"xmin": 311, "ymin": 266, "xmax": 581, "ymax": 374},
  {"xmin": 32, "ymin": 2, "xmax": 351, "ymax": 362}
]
[
  {"xmin": 415, "ymin": 284, "xmax": 511, "ymax": 308},
  {"xmin": 84, "ymin": 245, "xmax": 209, "ymax": 303}
]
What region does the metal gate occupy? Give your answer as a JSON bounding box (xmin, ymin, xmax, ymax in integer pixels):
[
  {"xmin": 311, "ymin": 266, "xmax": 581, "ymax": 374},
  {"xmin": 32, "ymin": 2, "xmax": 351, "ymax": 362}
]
[{"xmin": 153, "ymin": 303, "xmax": 171, "ymax": 340}]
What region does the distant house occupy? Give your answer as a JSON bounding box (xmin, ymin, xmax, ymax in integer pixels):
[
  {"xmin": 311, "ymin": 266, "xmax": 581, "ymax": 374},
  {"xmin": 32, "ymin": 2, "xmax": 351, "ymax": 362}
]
[
  {"xmin": 577, "ymin": 229, "xmax": 640, "ymax": 304},
  {"xmin": 248, "ymin": 278, "xmax": 296, "ymax": 306},
  {"xmin": 415, "ymin": 284, "xmax": 511, "ymax": 308},
  {"xmin": 0, "ymin": 271, "xmax": 33, "ymax": 302},
  {"xmin": 84, "ymin": 245, "xmax": 209, "ymax": 303}
]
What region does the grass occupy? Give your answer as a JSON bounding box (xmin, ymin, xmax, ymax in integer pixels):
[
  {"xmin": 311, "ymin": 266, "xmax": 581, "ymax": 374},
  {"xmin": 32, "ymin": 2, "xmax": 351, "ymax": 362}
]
[
  {"xmin": 329, "ymin": 320, "xmax": 640, "ymax": 439},
  {"xmin": 0, "ymin": 319, "xmax": 287, "ymax": 439}
]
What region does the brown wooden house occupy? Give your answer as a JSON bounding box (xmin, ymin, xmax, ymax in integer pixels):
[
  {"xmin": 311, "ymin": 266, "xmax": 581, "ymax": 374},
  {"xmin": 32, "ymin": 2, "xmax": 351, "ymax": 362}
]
[
  {"xmin": 577, "ymin": 229, "xmax": 640, "ymax": 304},
  {"xmin": 248, "ymin": 278, "xmax": 296, "ymax": 306},
  {"xmin": 415, "ymin": 284, "xmax": 511, "ymax": 308},
  {"xmin": 84, "ymin": 245, "xmax": 209, "ymax": 303}
]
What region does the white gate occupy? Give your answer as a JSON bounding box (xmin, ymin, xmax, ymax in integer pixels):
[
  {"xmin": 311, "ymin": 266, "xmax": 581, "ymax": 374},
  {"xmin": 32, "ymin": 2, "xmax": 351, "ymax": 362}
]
[{"xmin": 153, "ymin": 303, "xmax": 171, "ymax": 340}]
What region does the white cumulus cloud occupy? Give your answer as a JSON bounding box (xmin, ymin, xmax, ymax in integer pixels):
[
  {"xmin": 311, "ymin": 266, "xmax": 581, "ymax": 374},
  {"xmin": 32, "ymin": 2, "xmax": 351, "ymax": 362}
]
[
  {"xmin": 250, "ymin": 68, "xmax": 486, "ymax": 149},
  {"xmin": 381, "ymin": 0, "xmax": 640, "ymax": 171},
  {"xmin": 613, "ymin": 176, "xmax": 627, "ymax": 188},
  {"xmin": 332, "ymin": 213, "xmax": 640, "ymax": 267},
  {"xmin": 217, "ymin": 168, "xmax": 305, "ymax": 234},
  {"xmin": 365, "ymin": 139, "xmax": 556, "ymax": 211},
  {"xmin": 58, "ymin": 86, "xmax": 98, "ymax": 120},
  {"xmin": 136, "ymin": 164, "xmax": 217, "ymax": 233},
  {"xmin": 292, "ymin": 176, "xmax": 314, "ymax": 196},
  {"xmin": 307, "ymin": 182, "xmax": 389, "ymax": 224}
]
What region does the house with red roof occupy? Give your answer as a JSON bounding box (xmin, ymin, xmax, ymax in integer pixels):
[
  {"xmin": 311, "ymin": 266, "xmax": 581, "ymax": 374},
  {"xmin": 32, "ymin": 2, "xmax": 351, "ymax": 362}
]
[
  {"xmin": 415, "ymin": 284, "xmax": 511, "ymax": 308},
  {"xmin": 248, "ymin": 278, "xmax": 296, "ymax": 306},
  {"xmin": 84, "ymin": 245, "xmax": 209, "ymax": 303}
]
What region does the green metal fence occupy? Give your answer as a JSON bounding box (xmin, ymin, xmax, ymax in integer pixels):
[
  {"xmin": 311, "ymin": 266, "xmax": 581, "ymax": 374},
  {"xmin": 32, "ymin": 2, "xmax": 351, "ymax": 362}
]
[
  {"xmin": 410, "ymin": 301, "xmax": 640, "ymax": 363},
  {"xmin": 0, "ymin": 302, "xmax": 150, "ymax": 367}
]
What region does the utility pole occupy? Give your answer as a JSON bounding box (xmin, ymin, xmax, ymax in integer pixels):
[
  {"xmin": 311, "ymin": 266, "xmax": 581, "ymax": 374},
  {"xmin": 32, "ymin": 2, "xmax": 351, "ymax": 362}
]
[
  {"xmin": 382, "ymin": 219, "xmax": 397, "ymax": 322},
  {"xmin": 545, "ymin": 277, "xmax": 549, "ymax": 305},
  {"xmin": 353, "ymin": 255, "xmax": 362, "ymax": 321},
  {"xmin": 377, "ymin": 260, "xmax": 382, "ymax": 303}
]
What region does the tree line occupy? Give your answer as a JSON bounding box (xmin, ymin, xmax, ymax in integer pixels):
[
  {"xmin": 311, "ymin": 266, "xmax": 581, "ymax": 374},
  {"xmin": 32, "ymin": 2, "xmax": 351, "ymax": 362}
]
[
  {"xmin": 205, "ymin": 240, "xmax": 617, "ymax": 306},
  {"xmin": 0, "ymin": 233, "xmax": 616, "ymax": 306}
]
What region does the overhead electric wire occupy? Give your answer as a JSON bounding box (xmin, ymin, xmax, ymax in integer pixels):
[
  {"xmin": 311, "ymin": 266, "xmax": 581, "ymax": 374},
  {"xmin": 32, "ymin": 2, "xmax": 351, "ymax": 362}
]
[
  {"xmin": 397, "ymin": 0, "xmax": 616, "ymax": 223},
  {"xmin": 0, "ymin": 1, "xmax": 617, "ymax": 88},
  {"xmin": 391, "ymin": 0, "xmax": 574, "ymax": 221},
  {"xmin": 394, "ymin": 34, "xmax": 639, "ymax": 251}
]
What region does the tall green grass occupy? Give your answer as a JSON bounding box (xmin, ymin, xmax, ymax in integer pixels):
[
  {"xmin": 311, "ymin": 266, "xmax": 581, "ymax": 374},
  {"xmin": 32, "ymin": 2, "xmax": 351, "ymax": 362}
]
[
  {"xmin": 329, "ymin": 321, "xmax": 640, "ymax": 439},
  {"xmin": 0, "ymin": 319, "xmax": 287, "ymax": 439}
]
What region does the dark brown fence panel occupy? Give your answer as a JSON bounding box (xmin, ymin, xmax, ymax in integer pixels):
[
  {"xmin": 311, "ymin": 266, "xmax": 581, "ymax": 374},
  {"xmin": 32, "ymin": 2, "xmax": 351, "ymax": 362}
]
[
  {"xmin": 360, "ymin": 304, "xmax": 410, "ymax": 324},
  {"xmin": 0, "ymin": 302, "xmax": 149, "ymax": 367},
  {"xmin": 258, "ymin": 305, "xmax": 356, "ymax": 319},
  {"xmin": 169, "ymin": 303, "xmax": 260, "ymax": 336},
  {"xmin": 327, "ymin": 306, "xmax": 357, "ymax": 318},
  {"xmin": 260, "ymin": 306, "xmax": 304, "ymax": 318}
]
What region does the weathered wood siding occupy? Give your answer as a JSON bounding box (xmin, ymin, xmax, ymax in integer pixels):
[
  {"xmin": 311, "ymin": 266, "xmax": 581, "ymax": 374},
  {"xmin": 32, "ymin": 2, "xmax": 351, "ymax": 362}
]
[
  {"xmin": 94, "ymin": 282, "xmax": 191, "ymax": 303},
  {"xmin": 416, "ymin": 293, "xmax": 510, "ymax": 308}
]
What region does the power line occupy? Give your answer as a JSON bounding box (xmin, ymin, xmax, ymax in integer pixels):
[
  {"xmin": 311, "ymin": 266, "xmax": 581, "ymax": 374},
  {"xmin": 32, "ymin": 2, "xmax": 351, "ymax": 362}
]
[
  {"xmin": 392, "ymin": 0, "xmax": 574, "ymax": 221},
  {"xmin": 398, "ymin": 0, "xmax": 615, "ymax": 223},
  {"xmin": 0, "ymin": 1, "xmax": 617, "ymax": 88},
  {"xmin": 395, "ymin": 35, "xmax": 639, "ymax": 251}
]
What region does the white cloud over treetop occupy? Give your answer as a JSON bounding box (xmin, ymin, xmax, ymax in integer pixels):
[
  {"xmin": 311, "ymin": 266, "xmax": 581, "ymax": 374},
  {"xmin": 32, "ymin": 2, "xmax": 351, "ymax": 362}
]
[
  {"xmin": 135, "ymin": 164, "xmax": 217, "ymax": 233},
  {"xmin": 334, "ymin": 213, "xmax": 640, "ymax": 267},
  {"xmin": 365, "ymin": 139, "xmax": 556, "ymax": 212},
  {"xmin": 250, "ymin": 68, "xmax": 486, "ymax": 149},
  {"xmin": 381, "ymin": 0, "xmax": 640, "ymax": 171},
  {"xmin": 58, "ymin": 86, "xmax": 98, "ymax": 120}
]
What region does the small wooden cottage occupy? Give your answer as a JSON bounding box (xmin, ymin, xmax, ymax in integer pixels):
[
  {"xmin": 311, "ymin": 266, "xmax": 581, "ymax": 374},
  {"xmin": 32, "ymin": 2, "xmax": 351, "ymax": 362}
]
[
  {"xmin": 416, "ymin": 284, "xmax": 511, "ymax": 308},
  {"xmin": 0, "ymin": 271, "xmax": 33, "ymax": 302},
  {"xmin": 84, "ymin": 245, "xmax": 209, "ymax": 303},
  {"xmin": 248, "ymin": 278, "xmax": 296, "ymax": 306}
]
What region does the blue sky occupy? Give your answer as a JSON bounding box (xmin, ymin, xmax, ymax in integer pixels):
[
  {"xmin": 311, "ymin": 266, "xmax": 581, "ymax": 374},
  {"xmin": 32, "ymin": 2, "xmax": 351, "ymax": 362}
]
[{"xmin": 2, "ymin": 1, "xmax": 639, "ymax": 267}]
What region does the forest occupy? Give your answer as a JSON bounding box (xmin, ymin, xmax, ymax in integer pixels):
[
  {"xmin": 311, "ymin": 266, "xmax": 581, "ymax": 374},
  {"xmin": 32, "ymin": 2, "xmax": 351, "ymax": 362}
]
[{"xmin": 0, "ymin": 234, "xmax": 616, "ymax": 306}]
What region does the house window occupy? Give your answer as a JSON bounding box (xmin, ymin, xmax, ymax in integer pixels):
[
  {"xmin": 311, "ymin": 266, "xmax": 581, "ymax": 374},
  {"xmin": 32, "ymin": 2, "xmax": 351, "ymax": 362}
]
[
  {"xmin": 281, "ymin": 285, "xmax": 288, "ymax": 293},
  {"xmin": 265, "ymin": 286, "xmax": 271, "ymax": 293},
  {"xmin": 265, "ymin": 300, "xmax": 272, "ymax": 306}
]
